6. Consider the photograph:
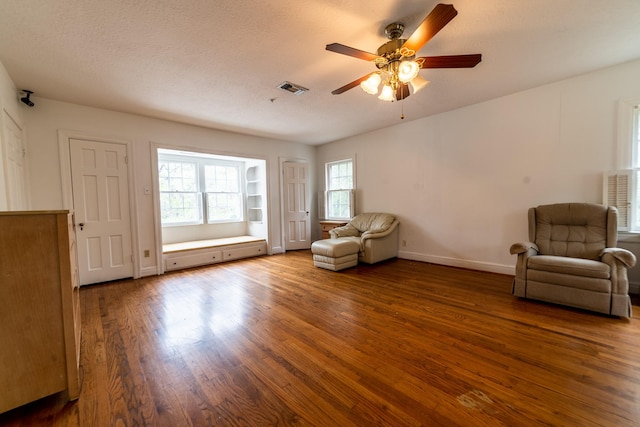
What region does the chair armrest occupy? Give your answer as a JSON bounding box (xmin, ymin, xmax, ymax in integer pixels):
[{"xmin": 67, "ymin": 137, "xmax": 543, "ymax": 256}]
[
  {"xmin": 329, "ymin": 224, "xmax": 360, "ymax": 239},
  {"xmin": 510, "ymin": 242, "xmax": 538, "ymax": 284},
  {"xmin": 361, "ymin": 220, "xmax": 399, "ymax": 242},
  {"xmin": 600, "ymin": 247, "xmax": 637, "ymax": 268},
  {"xmin": 510, "ymin": 242, "xmax": 538, "ymax": 255}
]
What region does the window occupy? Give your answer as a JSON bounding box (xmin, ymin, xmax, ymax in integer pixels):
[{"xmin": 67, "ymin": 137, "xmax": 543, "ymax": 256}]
[
  {"xmin": 158, "ymin": 151, "xmax": 243, "ymax": 226},
  {"xmin": 631, "ymin": 105, "xmax": 640, "ymax": 231},
  {"xmin": 325, "ymin": 159, "xmax": 354, "ymax": 219},
  {"xmin": 204, "ymin": 164, "xmax": 242, "ymax": 222},
  {"xmin": 606, "ymin": 104, "xmax": 640, "ymax": 231},
  {"xmin": 158, "ymin": 160, "xmax": 200, "ymax": 224}
]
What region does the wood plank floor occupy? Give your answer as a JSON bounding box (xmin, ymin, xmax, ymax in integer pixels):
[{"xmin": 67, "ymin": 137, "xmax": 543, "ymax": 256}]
[{"xmin": 1, "ymin": 251, "xmax": 639, "ymax": 426}]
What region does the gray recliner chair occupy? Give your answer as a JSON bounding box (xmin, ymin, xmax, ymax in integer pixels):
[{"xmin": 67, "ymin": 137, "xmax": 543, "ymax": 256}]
[{"xmin": 510, "ymin": 203, "xmax": 636, "ymax": 317}]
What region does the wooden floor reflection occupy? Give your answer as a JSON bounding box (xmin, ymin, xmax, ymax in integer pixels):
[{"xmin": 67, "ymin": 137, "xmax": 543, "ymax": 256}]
[{"xmin": 1, "ymin": 250, "xmax": 639, "ymax": 426}]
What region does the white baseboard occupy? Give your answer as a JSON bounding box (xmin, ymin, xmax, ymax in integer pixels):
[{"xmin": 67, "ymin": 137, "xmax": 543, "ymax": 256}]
[
  {"xmin": 398, "ymin": 250, "xmax": 515, "ymax": 276},
  {"xmin": 397, "ymin": 251, "xmax": 640, "ymax": 296},
  {"xmin": 140, "ymin": 266, "xmax": 158, "ymax": 277},
  {"xmin": 270, "ymin": 246, "xmax": 285, "ymax": 254}
]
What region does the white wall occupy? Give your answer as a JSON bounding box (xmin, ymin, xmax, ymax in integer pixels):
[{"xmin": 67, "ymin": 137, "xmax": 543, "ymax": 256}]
[
  {"xmin": 318, "ymin": 59, "xmax": 640, "ymax": 277},
  {"xmin": 23, "ymin": 98, "xmax": 316, "ymax": 276},
  {"xmin": 0, "ymin": 62, "xmax": 26, "ymax": 210}
]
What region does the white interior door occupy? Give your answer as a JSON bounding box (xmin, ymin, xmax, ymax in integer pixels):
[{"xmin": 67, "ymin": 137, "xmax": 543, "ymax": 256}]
[
  {"xmin": 2, "ymin": 112, "xmax": 28, "ymax": 210},
  {"xmin": 283, "ymin": 161, "xmax": 310, "ymax": 250},
  {"xmin": 70, "ymin": 139, "xmax": 133, "ymax": 285}
]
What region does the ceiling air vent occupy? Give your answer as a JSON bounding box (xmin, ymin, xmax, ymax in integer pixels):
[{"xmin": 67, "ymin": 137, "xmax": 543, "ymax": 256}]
[{"xmin": 277, "ymin": 81, "xmax": 309, "ymax": 95}]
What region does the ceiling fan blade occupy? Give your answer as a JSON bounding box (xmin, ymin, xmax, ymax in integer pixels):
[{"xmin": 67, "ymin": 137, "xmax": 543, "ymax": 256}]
[
  {"xmin": 326, "ymin": 43, "xmax": 381, "ymax": 62},
  {"xmin": 402, "ymin": 4, "xmax": 458, "ymax": 53},
  {"xmin": 418, "ymin": 54, "xmax": 482, "ymax": 68},
  {"xmin": 331, "ymin": 74, "xmax": 372, "ymax": 95},
  {"xmin": 396, "ymin": 84, "xmax": 410, "ymax": 101}
]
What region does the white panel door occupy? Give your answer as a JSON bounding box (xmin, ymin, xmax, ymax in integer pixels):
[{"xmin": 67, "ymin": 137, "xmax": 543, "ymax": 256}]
[
  {"xmin": 70, "ymin": 139, "xmax": 133, "ymax": 285},
  {"xmin": 283, "ymin": 161, "xmax": 310, "ymax": 250},
  {"xmin": 2, "ymin": 112, "xmax": 28, "ymax": 210}
]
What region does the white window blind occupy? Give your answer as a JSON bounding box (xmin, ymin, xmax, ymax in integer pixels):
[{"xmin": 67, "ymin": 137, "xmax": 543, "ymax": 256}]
[{"xmin": 604, "ymin": 170, "xmax": 632, "ymax": 231}]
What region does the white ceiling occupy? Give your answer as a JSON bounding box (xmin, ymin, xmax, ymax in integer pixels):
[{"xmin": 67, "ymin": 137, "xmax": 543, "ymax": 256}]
[{"xmin": 1, "ymin": 0, "xmax": 639, "ymax": 145}]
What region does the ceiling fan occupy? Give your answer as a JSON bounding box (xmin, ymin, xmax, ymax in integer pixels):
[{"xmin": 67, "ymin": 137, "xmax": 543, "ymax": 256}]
[{"xmin": 326, "ymin": 3, "xmax": 481, "ymax": 102}]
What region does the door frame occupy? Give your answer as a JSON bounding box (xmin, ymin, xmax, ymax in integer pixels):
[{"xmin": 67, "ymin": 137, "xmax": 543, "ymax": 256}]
[
  {"xmin": 1, "ymin": 109, "xmax": 30, "ymax": 210},
  {"xmin": 279, "ymin": 157, "xmax": 312, "ymax": 252},
  {"xmin": 58, "ymin": 130, "xmax": 141, "ymax": 279}
]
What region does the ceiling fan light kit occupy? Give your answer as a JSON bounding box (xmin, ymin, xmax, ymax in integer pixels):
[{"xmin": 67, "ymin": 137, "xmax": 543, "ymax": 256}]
[
  {"xmin": 360, "ymin": 73, "xmax": 382, "ymax": 94},
  {"xmin": 378, "ymin": 83, "xmax": 395, "ymax": 102},
  {"xmin": 408, "ymin": 74, "xmax": 430, "ymax": 94},
  {"xmin": 326, "ymin": 3, "xmax": 481, "ymax": 103}
]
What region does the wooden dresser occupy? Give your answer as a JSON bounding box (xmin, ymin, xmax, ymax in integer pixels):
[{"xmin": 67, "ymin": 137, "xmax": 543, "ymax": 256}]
[
  {"xmin": 319, "ymin": 220, "xmax": 348, "ymax": 239},
  {"xmin": 0, "ymin": 211, "xmax": 81, "ymax": 413}
]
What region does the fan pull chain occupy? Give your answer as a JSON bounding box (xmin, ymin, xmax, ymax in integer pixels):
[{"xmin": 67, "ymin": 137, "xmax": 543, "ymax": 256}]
[{"xmin": 400, "ymin": 101, "xmax": 405, "ymax": 120}]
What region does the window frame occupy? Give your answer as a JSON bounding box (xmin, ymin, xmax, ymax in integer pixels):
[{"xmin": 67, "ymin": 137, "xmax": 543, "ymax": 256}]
[
  {"xmin": 158, "ymin": 151, "xmax": 245, "ymax": 227},
  {"xmin": 325, "ymin": 158, "xmax": 355, "ymax": 220},
  {"xmin": 629, "ymin": 104, "xmax": 640, "ymax": 232},
  {"xmin": 158, "ymin": 158, "xmax": 202, "ymax": 226},
  {"xmin": 203, "ymin": 163, "xmax": 244, "ymax": 224},
  {"xmin": 607, "ymin": 101, "xmax": 640, "ymax": 232}
]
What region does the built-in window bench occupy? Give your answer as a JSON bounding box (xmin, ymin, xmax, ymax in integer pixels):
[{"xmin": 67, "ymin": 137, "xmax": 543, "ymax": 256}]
[{"xmin": 163, "ymin": 236, "xmax": 267, "ymax": 271}]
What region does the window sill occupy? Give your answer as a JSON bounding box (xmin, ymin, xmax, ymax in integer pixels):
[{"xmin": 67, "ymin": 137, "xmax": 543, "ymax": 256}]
[{"xmin": 618, "ymin": 231, "xmax": 640, "ymax": 243}]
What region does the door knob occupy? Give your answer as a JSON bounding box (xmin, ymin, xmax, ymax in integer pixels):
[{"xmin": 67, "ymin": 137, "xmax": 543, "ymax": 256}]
[{"xmin": 78, "ymin": 223, "xmax": 84, "ymax": 231}]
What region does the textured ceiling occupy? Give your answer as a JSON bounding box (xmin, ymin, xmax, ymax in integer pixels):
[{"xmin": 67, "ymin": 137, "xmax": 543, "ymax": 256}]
[{"xmin": 1, "ymin": 0, "xmax": 639, "ymax": 145}]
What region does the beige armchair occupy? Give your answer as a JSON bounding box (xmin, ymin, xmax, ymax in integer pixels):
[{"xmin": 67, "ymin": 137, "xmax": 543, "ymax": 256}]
[
  {"xmin": 330, "ymin": 212, "xmax": 399, "ymax": 264},
  {"xmin": 510, "ymin": 203, "xmax": 636, "ymax": 317}
]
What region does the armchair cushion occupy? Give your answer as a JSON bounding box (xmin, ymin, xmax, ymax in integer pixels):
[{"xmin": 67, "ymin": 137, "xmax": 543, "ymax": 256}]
[
  {"xmin": 533, "ymin": 203, "xmax": 609, "ymax": 260},
  {"xmin": 348, "ymin": 212, "xmax": 396, "ymax": 234},
  {"xmin": 527, "ymin": 255, "xmax": 610, "ymax": 279}
]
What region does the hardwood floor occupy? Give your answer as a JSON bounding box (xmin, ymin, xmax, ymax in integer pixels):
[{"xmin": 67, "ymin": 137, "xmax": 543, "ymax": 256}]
[{"xmin": 1, "ymin": 251, "xmax": 639, "ymax": 426}]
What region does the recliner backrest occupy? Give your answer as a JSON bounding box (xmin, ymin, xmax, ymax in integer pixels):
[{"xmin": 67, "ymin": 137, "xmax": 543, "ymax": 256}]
[
  {"xmin": 349, "ymin": 212, "xmax": 396, "ymax": 233},
  {"xmin": 528, "ymin": 203, "xmax": 617, "ymax": 260}
]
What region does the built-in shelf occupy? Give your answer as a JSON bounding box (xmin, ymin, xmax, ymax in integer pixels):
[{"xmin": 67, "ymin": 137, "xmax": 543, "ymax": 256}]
[
  {"xmin": 246, "ymin": 166, "xmax": 263, "ymax": 223},
  {"xmin": 248, "ymin": 208, "xmax": 263, "ymax": 222},
  {"xmin": 247, "ymin": 194, "xmax": 262, "ymax": 209}
]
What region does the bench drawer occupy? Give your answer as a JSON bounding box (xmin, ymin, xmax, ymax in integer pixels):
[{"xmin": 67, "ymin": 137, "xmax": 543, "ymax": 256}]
[
  {"xmin": 165, "ymin": 250, "xmax": 222, "ymax": 271},
  {"xmin": 223, "ymin": 243, "xmax": 267, "ymax": 261}
]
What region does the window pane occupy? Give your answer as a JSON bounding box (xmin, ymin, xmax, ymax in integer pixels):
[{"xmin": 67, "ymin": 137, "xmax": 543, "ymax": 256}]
[
  {"xmin": 635, "ymin": 106, "xmax": 640, "ymax": 168},
  {"xmin": 207, "ymin": 193, "xmax": 242, "ymax": 222},
  {"xmin": 327, "ymin": 160, "xmax": 353, "ymax": 191},
  {"xmin": 205, "ymin": 165, "xmax": 239, "ymax": 193},
  {"xmin": 328, "ymin": 190, "xmax": 350, "ymax": 219},
  {"xmin": 160, "ymin": 193, "xmax": 201, "ymax": 224},
  {"xmin": 159, "ymin": 160, "xmax": 197, "ymax": 192}
]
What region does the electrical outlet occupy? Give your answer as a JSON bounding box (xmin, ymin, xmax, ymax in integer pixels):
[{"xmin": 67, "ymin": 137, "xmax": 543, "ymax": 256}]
[
  {"xmin": 402, "ymin": 240, "xmax": 407, "ymax": 247},
  {"xmin": 144, "ymin": 249, "xmax": 150, "ymax": 258}
]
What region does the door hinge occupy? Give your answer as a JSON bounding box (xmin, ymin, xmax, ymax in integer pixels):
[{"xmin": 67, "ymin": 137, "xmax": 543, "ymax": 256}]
[
  {"xmin": 125, "ymin": 155, "xmax": 128, "ymax": 164},
  {"xmin": 131, "ymin": 254, "xmax": 134, "ymax": 263}
]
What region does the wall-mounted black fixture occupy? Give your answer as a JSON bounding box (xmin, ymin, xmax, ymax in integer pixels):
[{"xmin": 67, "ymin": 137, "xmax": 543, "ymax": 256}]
[{"xmin": 20, "ymin": 90, "xmax": 34, "ymax": 107}]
